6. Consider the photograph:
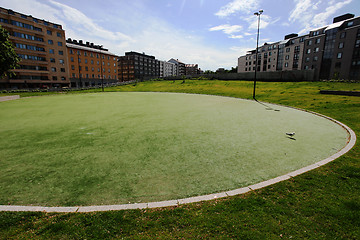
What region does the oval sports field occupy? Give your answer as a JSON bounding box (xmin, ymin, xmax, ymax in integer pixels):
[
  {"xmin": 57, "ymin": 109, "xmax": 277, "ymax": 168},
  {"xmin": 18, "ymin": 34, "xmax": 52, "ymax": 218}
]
[{"xmin": 0, "ymin": 92, "xmax": 354, "ymax": 211}]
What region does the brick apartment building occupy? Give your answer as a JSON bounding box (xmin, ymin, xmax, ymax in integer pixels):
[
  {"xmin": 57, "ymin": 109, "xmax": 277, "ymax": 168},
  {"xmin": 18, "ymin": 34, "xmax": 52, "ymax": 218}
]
[
  {"xmin": 0, "ymin": 7, "xmax": 69, "ymax": 89},
  {"xmin": 185, "ymin": 64, "xmax": 200, "ymax": 75},
  {"xmin": 66, "ymin": 39, "xmax": 118, "ymax": 88},
  {"xmin": 238, "ymin": 13, "xmax": 360, "ymax": 81},
  {"xmin": 118, "ymin": 51, "xmax": 160, "ymax": 82}
]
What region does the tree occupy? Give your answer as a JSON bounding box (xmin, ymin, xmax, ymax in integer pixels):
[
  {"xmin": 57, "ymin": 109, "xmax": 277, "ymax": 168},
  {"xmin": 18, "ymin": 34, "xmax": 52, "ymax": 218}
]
[{"xmin": 0, "ymin": 25, "xmax": 20, "ymax": 78}]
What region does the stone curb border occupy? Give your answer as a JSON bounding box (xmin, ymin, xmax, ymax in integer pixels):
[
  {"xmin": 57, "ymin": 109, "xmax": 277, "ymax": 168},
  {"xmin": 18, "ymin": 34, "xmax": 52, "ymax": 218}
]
[
  {"xmin": 0, "ymin": 95, "xmax": 20, "ymax": 102},
  {"xmin": 0, "ymin": 98, "xmax": 356, "ymax": 213}
]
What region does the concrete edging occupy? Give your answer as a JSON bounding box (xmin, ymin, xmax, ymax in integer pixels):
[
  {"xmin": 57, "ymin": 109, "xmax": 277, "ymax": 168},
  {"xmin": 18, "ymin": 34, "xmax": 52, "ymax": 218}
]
[
  {"xmin": 0, "ymin": 99, "xmax": 356, "ymax": 213},
  {"xmin": 0, "ymin": 95, "xmax": 20, "ymax": 102}
]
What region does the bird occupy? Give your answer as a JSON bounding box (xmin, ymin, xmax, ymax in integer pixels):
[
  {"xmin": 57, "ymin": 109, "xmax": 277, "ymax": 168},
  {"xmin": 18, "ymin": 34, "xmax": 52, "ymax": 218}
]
[{"xmin": 286, "ymin": 132, "xmax": 295, "ymax": 137}]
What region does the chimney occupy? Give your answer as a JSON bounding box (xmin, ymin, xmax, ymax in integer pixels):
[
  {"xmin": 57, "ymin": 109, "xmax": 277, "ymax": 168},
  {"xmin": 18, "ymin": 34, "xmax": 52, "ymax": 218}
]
[{"xmin": 333, "ymin": 13, "xmax": 355, "ymax": 23}]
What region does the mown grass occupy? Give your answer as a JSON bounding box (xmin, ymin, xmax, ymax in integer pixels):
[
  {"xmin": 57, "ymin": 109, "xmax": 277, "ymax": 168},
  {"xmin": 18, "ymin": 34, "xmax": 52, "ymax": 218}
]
[{"xmin": 0, "ymin": 80, "xmax": 359, "ymax": 239}]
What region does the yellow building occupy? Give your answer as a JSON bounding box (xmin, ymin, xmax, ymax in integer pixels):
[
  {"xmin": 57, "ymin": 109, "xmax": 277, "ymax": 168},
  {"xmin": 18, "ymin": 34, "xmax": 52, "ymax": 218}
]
[
  {"xmin": 0, "ymin": 7, "xmax": 69, "ymax": 89},
  {"xmin": 66, "ymin": 39, "xmax": 118, "ymax": 88}
]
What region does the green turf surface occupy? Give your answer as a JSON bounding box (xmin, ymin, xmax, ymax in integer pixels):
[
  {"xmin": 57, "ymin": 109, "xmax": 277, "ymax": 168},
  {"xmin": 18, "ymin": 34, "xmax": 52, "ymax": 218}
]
[{"xmin": 0, "ymin": 92, "xmax": 348, "ymax": 206}]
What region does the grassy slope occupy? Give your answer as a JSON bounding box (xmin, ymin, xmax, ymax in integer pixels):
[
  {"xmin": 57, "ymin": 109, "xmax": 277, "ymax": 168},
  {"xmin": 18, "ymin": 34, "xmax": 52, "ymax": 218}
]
[{"xmin": 0, "ymin": 80, "xmax": 359, "ymax": 239}]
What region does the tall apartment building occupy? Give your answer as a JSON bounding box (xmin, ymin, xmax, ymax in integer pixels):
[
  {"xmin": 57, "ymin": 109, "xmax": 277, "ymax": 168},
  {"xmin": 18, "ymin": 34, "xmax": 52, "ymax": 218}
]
[
  {"xmin": 118, "ymin": 51, "xmax": 160, "ymax": 82},
  {"xmin": 238, "ymin": 33, "xmax": 308, "ymax": 74},
  {"xmin": 66, "ymin": 39, "xmax": 118, "ymax": 88},
  {"xmin": 159, "ymin": 60, "xmax": 176, "ymax": 77},
  {"xmin": 238, "ymin": 13, "xmax": 360, "ymax": 81},
  {"xmin": 185, "ymin": 64, "xmax": 200, "ymax": 75},
  {"xmin": 0, "ymin": 7, "xmax": 69, "ymax": 89},
  {"xmin": 168, "ymin": 58, "xmax": 185, "ymax": 76},
  {"xmin": 302, "ymin": 14, "xmax": 360, "ymax": 80}
]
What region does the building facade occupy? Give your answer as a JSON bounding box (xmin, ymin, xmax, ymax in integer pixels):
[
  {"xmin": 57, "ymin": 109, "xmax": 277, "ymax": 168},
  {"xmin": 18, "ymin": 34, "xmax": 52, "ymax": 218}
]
[
  {"xmin": 238, "ymin": 33, "xmax": 307, "ymax": 74},
  {"xmin": 159, "ymin": 60, "xmax": 176, "ymax": 77},
  {"xmin": 0, "ymin": 7, "xmax": 70, "ymax": 89},
  {"xmin": 168, "ymin": 58, "xmax": 185, "ymax": 76},
  {"xmin": 185, "ymin": 64, "xmax": 200, "ymax": 75},
  {"xmin": 238, "ymin": 13, "xmax": 360, "ymax": 81},
  {"xmin": 118, "ymin": 52, "xmax": 160, "ymax": 82},
  {"xmin": 66, "ymin": 39, "xmax": 118, "ymax": 88}
]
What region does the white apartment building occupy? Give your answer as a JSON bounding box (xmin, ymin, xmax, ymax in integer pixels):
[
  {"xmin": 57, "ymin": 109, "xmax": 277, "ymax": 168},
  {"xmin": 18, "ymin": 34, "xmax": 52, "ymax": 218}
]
[{"xmin": 159, "ymin": 60, "xmax": 176, "ymax": 77}]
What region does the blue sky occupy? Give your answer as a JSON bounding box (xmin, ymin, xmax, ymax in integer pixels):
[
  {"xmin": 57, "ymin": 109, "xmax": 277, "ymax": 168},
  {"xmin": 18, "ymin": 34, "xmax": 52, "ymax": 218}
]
[{"xmin": 1, "ymin": 0, "xmax": 359, "ymax": 70}]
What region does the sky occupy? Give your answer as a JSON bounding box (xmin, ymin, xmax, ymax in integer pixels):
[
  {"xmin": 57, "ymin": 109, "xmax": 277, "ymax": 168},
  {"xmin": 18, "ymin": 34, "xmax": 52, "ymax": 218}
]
[{"xmin": 1, "ymin": 0, "xmax": 359, "ymax": 71}]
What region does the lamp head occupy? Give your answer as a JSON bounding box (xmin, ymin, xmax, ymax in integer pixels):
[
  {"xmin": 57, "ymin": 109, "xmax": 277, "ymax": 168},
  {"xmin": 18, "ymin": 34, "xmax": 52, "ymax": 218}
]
[
  {"xmin": 254, "ymin": 12, "xmax": 259, "ymax": 16},
  {"xmin": 259, "ymin": 10, "xmax": 264, "ymax": 14}
]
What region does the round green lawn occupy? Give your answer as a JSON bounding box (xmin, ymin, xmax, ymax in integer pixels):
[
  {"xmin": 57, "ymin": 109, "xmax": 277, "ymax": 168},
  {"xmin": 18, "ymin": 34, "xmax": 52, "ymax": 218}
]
[{"xmin": 0, "ymin": 92, "xmax": 349, "ymax": 206}]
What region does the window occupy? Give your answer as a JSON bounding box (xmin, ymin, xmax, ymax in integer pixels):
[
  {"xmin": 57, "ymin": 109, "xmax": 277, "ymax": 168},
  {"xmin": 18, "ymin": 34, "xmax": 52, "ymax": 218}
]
[
  {"xmin": 315, "ymin": 47, "xmax": 319, "ymax": 52},
  {"xmin": 339, "ymin": 42, "xmax": 344, "ymax": 49},
  {"xmin": 308, "ymin": 40, "xmax": 312, "ymax": 46},
  {"xmin": 91, "ymin": 60, "xmax": 94, "ymax": 64},
  {"xmin": 48, "ymin": 40, "xmax": 53, "ymax": 45},
  {"xmin": 59, "ymin": 50, "xmax": 64, "ymax": 55},
  {"xmin": 84, "ymin": 52, "xmax": 87, "ymax": 56},
  {"xmin": 313, "ymin": 56, "xmax": 318, "ymax": 61},
  {"xmin": 85, "ymin": 59, "xmax": 88, "ymax": 64},
  {"xmin": 61, "ymin": 76, "xmax": 66, "ymax": 81},
  {"xmin": 71, "ymin": 57, "xmax": 74, "ymax": 62},
  {"xmin": 59, "ymin": 59, "xmax": 64, "ymax": 64},
  {"xmin": 357, "ymin": 28, "xmax": 360, "ymax": 38},
  {"xmin": 340, "ymin": 32, "xmax": 346, "ymax": 39},
  {"xmin": 77, "ymin": 50, "xmax": 81, "ymax": 55},
  {"xmin": 316, "ymin": 38, "xmax": 321, "ymax": 44},
  {"xmin": 337, "ymin": 52, "xmax": 342, "ymax": 59},
  {"xmin": 49, "ymin": 49, "xmax": 54, "ymax": 54},
  {"xmin": 92, "ymin": 67, "xmax": 94, "ymax": 71},
  {"xmin": 50, "ymin": 58, "xmax": 55, "ymax": 63},
  {"xmin": 61, "ymin": 68, "xmax": 65, "ymax": 72},
  {"xmin": 51, "ymin": 67, "xmax": 56, "ymax": 72},
  {"xmin": 47, "ymin": 30, "xmax": 52, "ymax": 35},
  {"xmin": 57, "ymin": 32, "xmax": 61, "ymax": 37},
  {"xmin": 285, "ymin": 55, "xmax": 290, "ymax": 60},
  {"xmin": 85, "ymin": 66, "xmax": 88, "ymax": 71},
  {"xmin": 356, "ymin": 40, "xmax": 360, "ymax": 48},
  {"xmin": 71, "ymin": 65, "xmax": 75, "ymax": 70},
  {"xmin": 52, "ymin": 76, "xmax": 57, "ymax": 80},
  {"xmin": 347, "ymin": 21, "xmax": 353, "ymax": 27},
  {"xmin": 285, "ymin": 62, "xmax": 289, "ymax": 67},
  {"xmin": 57, "ymin": 42, "xmax": 63, "ymax": 46},
  {"xmin": 70, "ymin": 49, "xmax": 73, "ymax": 54},
  {"xmin": 305, "ymin": 57, "xmax": 310, "ymax": 62},
  {"xmin": 307, "ymin": 49, "xmax": 311, "ymax": 54},
  {"xmin": 78, "ymin": 58, "xmax": 81, "ymax": 63}
]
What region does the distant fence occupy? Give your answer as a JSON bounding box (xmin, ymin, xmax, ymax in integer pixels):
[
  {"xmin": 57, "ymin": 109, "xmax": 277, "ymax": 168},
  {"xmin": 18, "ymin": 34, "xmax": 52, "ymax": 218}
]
[
  {"xmin": 320, "ymin": 90, "xmax": 360, "ymax": 96},
  {"xmin": 199, "ymin": 70, "xmax": 316, "ymax": 82}
]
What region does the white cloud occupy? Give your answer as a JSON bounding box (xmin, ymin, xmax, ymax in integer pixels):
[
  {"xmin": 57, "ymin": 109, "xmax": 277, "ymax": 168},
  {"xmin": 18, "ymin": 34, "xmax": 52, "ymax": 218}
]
[
  {"xmin": 0, "ymin": 0, "xmax": 246, "ymax": 70},
  {"xmin": 215, "ymin": 0, "xmax": 260, "ymax": 17},
  {"xmin": 312, "ymin": 0, "xmax": 353, "ymax": 26},
  {"xmin": 209, "ymin": 24, "xmax": 243, "ymax": 34},
  {"xmin": 246, "ymin": 14, "xmax": 277, "ymax": 30},
  {"xmin": 288, "ymin": 0, "xmax": 353, "ymax": 34}
]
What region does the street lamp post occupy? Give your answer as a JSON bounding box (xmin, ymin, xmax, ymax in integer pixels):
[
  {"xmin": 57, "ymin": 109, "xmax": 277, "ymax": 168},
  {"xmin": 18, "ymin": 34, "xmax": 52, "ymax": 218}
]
[
  {"xmin": 100, "ymin": 53, "xmax": 104, "ymax": 92},
  {"xmin": 78, "ymin": 53, "xmax": 82, "ymax": 88},
  {"xmin": 253, "ymin": 10, "xmax": 263, "ymax": 100}
]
